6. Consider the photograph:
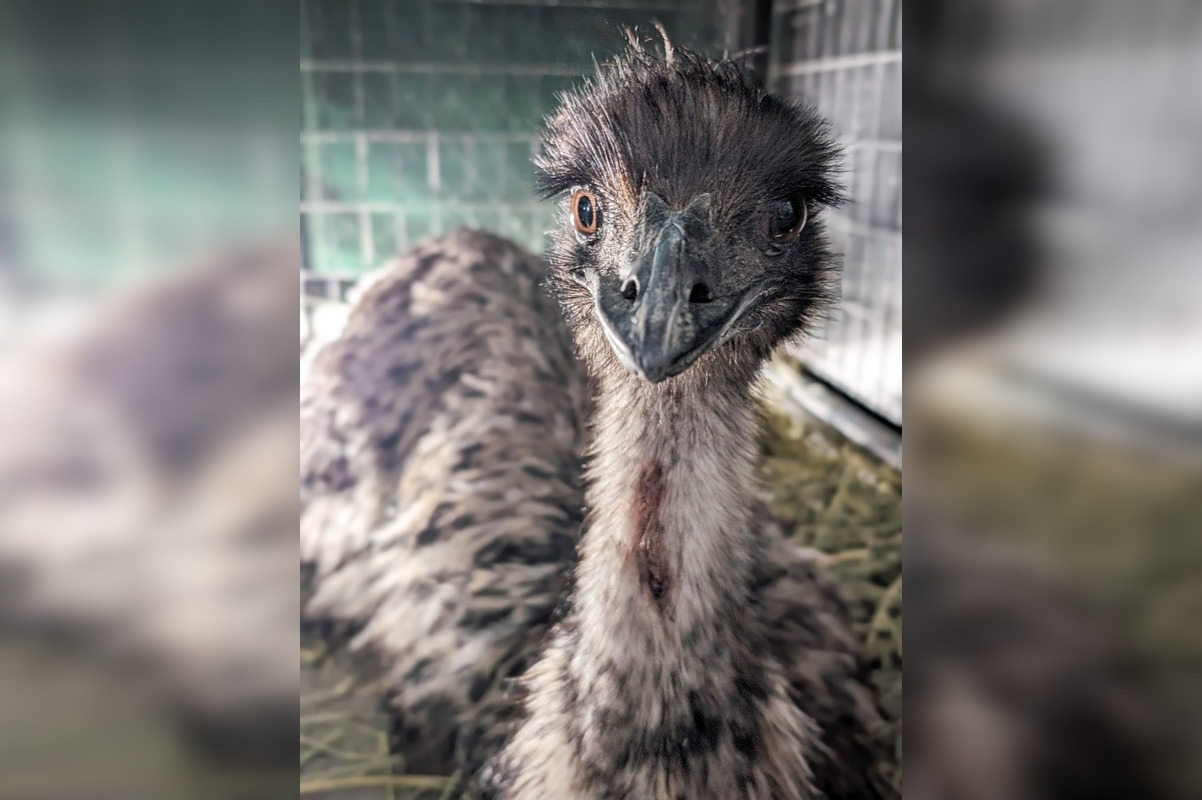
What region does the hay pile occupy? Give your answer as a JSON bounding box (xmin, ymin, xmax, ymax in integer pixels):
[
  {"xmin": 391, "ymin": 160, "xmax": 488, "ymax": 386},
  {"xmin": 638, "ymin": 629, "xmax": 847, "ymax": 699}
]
[
  {"xmin": 300, "ymin": 641, "xmax": 459, "ymax": 798},
  {"xmin": 758, "ymin": 408, "xmax": 903, "ymax": 791},
  {"xmin": 300, "ymin": 403, "xmax": 904, "ymax": 798}
]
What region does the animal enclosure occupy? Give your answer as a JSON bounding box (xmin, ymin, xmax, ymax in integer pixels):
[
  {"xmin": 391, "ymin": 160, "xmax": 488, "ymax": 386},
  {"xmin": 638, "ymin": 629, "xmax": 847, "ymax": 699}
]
[
  {"xmin": 300, "ymin": 2, "xmax": 903, "ymax": 797},
  {"xmin": 299, "ymin": 0, "xmax": 902, "ymax": 429}
]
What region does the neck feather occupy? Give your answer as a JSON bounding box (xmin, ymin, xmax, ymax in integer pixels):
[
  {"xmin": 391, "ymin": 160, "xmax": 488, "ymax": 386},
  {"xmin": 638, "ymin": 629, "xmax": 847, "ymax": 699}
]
[{"xmin": 572, "ymin": 365, "xmax": 765, "ymax": 649}]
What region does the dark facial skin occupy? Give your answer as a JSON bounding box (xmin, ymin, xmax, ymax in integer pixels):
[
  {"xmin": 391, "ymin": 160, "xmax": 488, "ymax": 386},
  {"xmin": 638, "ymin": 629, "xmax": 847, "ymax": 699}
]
[{"xmin": 536, "ymin": 46, "xmax": 844, "ymax": 384}]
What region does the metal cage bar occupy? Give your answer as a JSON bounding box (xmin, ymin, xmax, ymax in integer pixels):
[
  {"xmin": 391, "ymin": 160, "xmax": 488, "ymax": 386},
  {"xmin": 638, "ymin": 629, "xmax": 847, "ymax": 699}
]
[{"xmin": 768, "ymin": 0, "xmax": 902, "ymax": 425}]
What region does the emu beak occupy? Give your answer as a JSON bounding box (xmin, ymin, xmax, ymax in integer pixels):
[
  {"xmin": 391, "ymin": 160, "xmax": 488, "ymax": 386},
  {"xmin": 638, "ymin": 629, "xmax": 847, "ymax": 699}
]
[{"xmin": 590, "ymin": 194, "xmax": 756, "ymax": 383}]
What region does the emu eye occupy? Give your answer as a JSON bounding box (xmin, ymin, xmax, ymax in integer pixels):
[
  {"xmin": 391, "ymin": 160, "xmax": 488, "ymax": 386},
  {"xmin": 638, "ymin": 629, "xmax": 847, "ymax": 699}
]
[
  {"xmin": 766, "ymin": 197, "xmax": 807, "ymax": 243},
  {"xmin": 571, "ymin": 189, "xmax": 600, "ymax": 235}
]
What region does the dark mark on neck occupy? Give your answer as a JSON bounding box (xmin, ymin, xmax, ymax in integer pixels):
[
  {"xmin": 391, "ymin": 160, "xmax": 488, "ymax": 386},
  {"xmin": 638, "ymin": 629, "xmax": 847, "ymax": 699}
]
[{"xmin": 631, "ymin": 460, "xmax": 673, "ymax": 617}]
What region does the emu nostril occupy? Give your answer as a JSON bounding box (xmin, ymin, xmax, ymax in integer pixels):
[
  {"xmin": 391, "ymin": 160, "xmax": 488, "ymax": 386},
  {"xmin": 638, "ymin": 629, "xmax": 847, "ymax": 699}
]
[
  {"xmin": 621, "ymin": 278, "xmax": 639, "ymax": 301},
  {"xmin": 689, "ymin": 282, "xmax": 713, "ymax": 304}
]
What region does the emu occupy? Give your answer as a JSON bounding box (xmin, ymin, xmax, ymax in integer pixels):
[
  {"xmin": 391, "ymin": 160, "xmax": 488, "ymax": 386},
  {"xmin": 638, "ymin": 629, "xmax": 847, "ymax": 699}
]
[{"xmin": 302, "ymin": 37, "xmax": 894, "ymax": 799}]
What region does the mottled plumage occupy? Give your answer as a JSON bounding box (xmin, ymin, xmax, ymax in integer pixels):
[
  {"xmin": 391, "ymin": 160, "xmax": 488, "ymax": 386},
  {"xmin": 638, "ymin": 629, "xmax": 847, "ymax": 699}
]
[
  {"xmin": 0, "ymin": 241, "xmax": 300, "ymax": 761},
  {"xmin": 487, "ymin": 372, "xmax": 890, "ymax": 799},
  {"xmin": 489, "ymin": 39, "xmax": 890, "ymax": 799},
  {"xmin": 301, "ymin": 36, "xmax": 893, "ymax": 800},
  {"xmin": 301, "ymin": 230, "xmax": 587, "ymax": 773}
]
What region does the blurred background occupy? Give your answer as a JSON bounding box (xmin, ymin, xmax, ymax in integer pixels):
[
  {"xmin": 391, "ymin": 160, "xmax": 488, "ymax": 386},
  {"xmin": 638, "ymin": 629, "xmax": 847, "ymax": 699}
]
[
  {"xmin": 905, "ymin": 1, "xmax": 1202, "ymax": 799},
  {"xmin": 0, "ymin": 2, "xmax": 300, "ymax": 798}
]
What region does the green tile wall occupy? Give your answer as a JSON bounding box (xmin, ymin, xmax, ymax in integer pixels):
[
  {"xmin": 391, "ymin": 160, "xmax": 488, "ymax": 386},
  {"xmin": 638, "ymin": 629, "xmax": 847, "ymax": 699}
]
[
  {"xmin": 300, "ymin": 0, "xmax": 720, "ymax": 283},
  {"xmin": 1, "ymin": 2, "xmax": 296, "ymax": 283}
]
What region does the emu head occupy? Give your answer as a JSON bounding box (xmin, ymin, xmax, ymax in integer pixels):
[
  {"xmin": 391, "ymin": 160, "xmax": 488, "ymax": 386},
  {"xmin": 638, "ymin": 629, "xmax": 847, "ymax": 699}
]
[{"xmin": 537, "ymin": 42, "xmax": 843, "ymax": 384}]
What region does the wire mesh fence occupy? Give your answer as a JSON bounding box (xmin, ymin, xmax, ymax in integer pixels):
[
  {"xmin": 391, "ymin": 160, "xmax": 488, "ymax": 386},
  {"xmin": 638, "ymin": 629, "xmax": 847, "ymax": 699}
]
[
  {"xmin": 299, "ymin": 0, "xmax": 719, "ymax": 303},
  {"xmin": 769, "ymin": 0, "xmax": 902, "ymax": 425}
]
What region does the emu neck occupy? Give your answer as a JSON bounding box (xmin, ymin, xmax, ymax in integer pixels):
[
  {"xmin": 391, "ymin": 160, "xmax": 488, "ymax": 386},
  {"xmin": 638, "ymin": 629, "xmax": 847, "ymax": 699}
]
[{"xmin": 574, "ymin": 367, "xmax": 764, "ymax": 656}]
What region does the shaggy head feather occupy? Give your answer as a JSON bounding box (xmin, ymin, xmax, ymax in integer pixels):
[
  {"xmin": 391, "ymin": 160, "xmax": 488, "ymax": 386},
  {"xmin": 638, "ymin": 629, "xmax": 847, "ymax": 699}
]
[{"xmin": 536, "ymin": 38, "xmax": 844, "ymax": 385}]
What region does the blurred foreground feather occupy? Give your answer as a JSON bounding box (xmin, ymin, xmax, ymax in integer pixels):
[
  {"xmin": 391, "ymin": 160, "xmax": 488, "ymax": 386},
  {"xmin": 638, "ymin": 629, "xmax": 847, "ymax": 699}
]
[{"xmin": 0, "ymin": 241, "xmax": 301, "ymax": 795}]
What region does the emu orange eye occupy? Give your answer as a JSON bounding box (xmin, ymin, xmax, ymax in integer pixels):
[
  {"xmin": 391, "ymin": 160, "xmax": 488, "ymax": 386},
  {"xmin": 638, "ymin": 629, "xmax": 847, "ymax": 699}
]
[
  {"xmin": 767, "ymin": 197, "xmax": 807, "ymax": 243},
  {"xmin": 571, "ymin": 189, "xmax": 600, "ymax": 235}
]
